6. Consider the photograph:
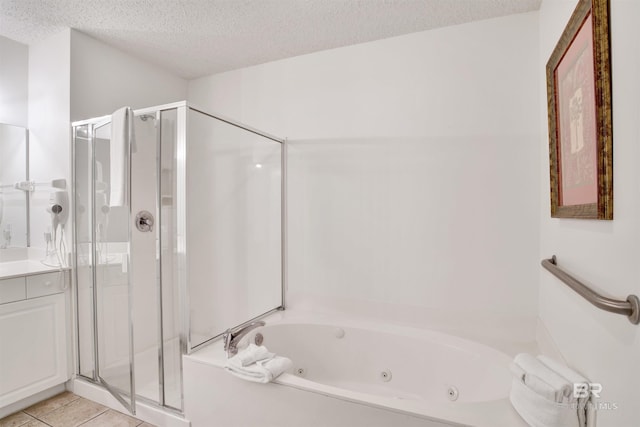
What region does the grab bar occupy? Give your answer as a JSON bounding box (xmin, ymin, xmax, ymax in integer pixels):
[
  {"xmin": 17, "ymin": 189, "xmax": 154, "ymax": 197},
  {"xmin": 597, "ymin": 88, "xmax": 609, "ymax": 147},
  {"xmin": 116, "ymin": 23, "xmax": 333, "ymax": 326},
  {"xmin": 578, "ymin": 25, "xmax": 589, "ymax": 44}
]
[{"xmin": 541, "ymin": 255, "xmax": 640, "ymax": 325}]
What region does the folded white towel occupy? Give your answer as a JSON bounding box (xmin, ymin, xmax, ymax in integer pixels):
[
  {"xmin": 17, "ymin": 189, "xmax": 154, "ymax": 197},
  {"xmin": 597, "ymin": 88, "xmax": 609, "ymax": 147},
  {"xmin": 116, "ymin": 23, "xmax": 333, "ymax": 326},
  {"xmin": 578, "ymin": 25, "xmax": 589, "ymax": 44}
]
[
  {"xmin": 514, "ymin": 353, "xmax": 573, "ymax": 403},
  {"xmin": 510, "ymin": 377, "xmax": 578, "ymax": 427},
  {"xmin": 224, "ymin": 346, "xmax": 292, "ymax": 384},
  {"xmin": 236, "ymin": 343, "xmax": 275, "ymax": 367},
  {"xmin": 537, "ymin": 355, "xmax": 589, "ymax": 392},
  {"xmin": 109, "ymin": 106, "xmax": 134, "ymax": 207},
  {"xmin": 511, "ymin": 361, "xmax": 566, "ymax": 403},
  {"xmin": 538, "ymin": 356, "xmax": 591, "ymax": 427},
  {"xmin": 510, "ymin": 354, "xmax": 594, "ymax": 427}
]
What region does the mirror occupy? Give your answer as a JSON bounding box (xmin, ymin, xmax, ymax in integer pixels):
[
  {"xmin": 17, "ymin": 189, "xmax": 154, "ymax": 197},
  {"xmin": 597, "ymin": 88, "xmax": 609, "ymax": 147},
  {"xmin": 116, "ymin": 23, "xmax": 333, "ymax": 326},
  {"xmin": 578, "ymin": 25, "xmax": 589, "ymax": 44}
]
[{"xmin": 0, "ymin": 123, "xmax": 29, "ymax": 250}]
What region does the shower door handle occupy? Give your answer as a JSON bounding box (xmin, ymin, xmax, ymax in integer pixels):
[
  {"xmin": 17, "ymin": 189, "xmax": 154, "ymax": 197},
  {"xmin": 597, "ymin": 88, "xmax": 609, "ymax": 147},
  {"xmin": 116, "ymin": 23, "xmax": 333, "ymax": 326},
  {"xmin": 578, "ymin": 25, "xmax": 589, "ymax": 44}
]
[{"xmin": 135, "ymin": 211, "xmax": 154, "ymax": 232}]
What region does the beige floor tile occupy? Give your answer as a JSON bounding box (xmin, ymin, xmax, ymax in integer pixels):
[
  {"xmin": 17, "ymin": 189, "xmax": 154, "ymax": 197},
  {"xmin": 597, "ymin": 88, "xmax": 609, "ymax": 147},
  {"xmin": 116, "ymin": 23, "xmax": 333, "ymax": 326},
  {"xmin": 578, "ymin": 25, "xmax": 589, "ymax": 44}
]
[
  {"xmin": 79, "ymin": 410, "xmax": 142, "ymax": 427},
  {"xmin": 0, "ymin": 412, "xmax": 35, "ymax": 427},
  {"xmin": 23, "ymin": 392, "xmax": 81, "ymax": 418},
  {"xmin": 39, "ymin": 398, "xmax": 108, "ymax": 427},
  {"xmin": 138, "ymin": 423, "xmax": 156, "ymax": 427},
  {"xmin": 22, "ymin": 421, "xmax": 49, "ymax": 427}
]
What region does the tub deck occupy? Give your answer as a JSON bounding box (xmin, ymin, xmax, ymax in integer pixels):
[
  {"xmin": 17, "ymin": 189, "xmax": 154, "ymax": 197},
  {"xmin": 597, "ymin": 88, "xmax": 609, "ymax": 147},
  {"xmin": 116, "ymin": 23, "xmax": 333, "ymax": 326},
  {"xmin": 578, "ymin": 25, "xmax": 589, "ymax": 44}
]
[{"xmin": 184, "ymin": 310, "xmax": 530, "ymax": 427}]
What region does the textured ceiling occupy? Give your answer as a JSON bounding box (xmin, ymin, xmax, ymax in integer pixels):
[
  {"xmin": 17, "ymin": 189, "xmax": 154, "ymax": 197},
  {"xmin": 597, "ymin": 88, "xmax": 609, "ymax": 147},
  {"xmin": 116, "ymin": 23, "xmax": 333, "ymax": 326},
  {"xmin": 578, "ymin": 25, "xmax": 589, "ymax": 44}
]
[{"xmin": 0, "ymin": 0, "xmax": 541, "ymax": 79}]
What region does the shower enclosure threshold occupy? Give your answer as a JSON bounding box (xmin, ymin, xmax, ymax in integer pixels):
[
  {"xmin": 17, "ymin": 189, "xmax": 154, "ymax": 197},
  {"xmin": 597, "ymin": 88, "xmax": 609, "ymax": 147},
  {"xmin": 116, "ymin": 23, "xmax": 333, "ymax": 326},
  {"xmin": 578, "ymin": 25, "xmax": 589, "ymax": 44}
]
[{"xmin": 71, "ymin": 378, "xmax": 189, "ymax": 427}]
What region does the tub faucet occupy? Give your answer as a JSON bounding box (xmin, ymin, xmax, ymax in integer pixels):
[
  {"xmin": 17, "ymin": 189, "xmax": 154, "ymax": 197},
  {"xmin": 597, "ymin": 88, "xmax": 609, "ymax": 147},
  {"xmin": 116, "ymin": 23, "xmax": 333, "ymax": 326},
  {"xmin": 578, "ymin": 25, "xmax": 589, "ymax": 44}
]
[{"xmin": 223, "ymin": 320, "xmax": 265, "ymax": 357}]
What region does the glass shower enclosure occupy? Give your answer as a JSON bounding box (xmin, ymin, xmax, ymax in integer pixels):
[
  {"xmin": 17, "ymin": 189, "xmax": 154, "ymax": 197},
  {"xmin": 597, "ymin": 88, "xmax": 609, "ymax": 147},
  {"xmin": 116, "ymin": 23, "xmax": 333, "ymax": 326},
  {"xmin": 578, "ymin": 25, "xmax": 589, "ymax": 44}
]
[{"xmin": 72, "ymin": 101, "xmax": 285, "ymax": 414}]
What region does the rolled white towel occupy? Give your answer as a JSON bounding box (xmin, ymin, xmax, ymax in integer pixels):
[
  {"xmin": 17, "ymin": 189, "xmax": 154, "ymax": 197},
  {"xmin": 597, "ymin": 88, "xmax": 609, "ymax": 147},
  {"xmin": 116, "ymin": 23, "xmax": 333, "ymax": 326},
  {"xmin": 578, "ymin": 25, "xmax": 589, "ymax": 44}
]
[
  {"xmin": 225, "ymin": 352, "xmax": 292, "ymax": 384},
  {"xmin": 514, "ymin": 353, "xmax": 573, "ymax": 403},
  {"xmin": 235, "ymin": 343, "xmax": 275, "ymax": 367}
]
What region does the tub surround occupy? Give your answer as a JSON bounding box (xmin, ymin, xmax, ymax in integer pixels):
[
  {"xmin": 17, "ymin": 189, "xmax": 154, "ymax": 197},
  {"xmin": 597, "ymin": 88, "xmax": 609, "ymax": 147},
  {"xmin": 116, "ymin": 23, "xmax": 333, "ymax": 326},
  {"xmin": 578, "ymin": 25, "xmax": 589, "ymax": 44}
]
[
  {"xmin": 186, "ymin": 360, "xmax": 453, "ymax": 427},
  {"xmin": 287, "ymin": 292, "xmax": 540, "ymax": 357},
  {"xmin": 185, "ymin": 309, "xmax": 533, "ymax": 427},
  {"xmin": 188, "ymin": 11, "xmax": 541, "ymax": 350}
]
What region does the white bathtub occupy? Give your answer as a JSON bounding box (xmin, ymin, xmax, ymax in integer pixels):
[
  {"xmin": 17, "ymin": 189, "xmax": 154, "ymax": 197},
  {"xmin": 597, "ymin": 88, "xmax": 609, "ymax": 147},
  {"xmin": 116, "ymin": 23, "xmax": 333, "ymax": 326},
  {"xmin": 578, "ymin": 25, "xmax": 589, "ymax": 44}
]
[{"xmin": 184, "ymin": 311, "xmax": 528, "ymax": 427}]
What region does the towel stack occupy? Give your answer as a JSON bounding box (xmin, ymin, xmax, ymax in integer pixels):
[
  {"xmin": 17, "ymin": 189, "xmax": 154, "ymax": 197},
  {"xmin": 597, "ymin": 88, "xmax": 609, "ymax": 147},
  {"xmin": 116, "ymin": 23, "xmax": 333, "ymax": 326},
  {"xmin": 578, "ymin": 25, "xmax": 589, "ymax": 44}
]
[
  {"xmin": 224, "ymin": 343, "xmax": 292, "ymax": 383},
  {"xmin": 509, "ymin": 354, "xmax": 593, "ymax": 427}
]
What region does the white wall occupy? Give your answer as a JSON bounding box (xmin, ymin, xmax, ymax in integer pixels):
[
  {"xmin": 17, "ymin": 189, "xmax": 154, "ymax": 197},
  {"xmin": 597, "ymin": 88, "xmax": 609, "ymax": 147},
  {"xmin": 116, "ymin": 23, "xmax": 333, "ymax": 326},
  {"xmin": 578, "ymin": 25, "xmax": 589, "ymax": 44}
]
[
  {"xmin": 70, "ymin": 30, "xmax": 187, "ymax": 121},
  {"xmin": 28, "ymin": 29, "xmax": 71, "ymax": 251},
  {"xmin": 189, "ymin": 13, "xmax": 539, "ymax": 141},
  {"xmin": 189, "ymin": 12, "xmax": 541, "ymax": 343},
  {"xmin": 0, "ymin": 35, "xmax": 28, "ymax": 128},
  {"xmin": 538, "ymin": 1, "xmax": 640, "ymax": 426}
]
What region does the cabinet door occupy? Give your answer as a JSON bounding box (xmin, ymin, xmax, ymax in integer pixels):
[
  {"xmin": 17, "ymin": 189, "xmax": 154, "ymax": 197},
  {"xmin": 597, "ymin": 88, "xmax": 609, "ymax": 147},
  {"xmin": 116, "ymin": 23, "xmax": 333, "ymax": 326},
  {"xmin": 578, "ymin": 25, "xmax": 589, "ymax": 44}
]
[{"xmin": 0, "ymin": 293, "xmax": 68, "ymax": 407}]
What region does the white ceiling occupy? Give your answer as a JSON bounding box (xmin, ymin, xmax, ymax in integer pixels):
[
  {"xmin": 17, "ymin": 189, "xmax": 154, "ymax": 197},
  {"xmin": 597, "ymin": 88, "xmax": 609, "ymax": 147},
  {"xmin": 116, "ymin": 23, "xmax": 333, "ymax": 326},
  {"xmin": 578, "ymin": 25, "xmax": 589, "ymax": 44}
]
[{"xmin": 0, "ymin": 0, "xmax": 541, "ymax": 80}]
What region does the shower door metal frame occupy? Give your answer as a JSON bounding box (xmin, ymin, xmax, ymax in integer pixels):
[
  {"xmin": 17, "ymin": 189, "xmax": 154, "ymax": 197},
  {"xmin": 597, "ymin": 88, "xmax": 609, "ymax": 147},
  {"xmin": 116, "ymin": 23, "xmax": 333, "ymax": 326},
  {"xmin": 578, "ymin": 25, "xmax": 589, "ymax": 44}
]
[
  {"xmin": 179, "ymin": 104, "xmax": 287, "ymax": 355},
  {"xmin": 153, "ymin": 109, "xmax": 166, "ymax": 408},
  {"xmin": 72, "ymin": 116, "xmax": 137, "ymax": 415},
  {"xmin": 71, "ymin": 100, "xmax": 288, "ymax": 414}
]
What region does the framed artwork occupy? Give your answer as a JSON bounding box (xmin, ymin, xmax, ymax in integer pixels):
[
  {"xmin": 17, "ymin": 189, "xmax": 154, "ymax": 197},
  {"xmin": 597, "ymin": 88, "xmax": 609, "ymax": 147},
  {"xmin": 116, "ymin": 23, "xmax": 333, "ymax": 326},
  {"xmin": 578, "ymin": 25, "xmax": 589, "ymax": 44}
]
[{"xmin": 546, "ymin": 0, "xmax": 613, "ymax": 219}]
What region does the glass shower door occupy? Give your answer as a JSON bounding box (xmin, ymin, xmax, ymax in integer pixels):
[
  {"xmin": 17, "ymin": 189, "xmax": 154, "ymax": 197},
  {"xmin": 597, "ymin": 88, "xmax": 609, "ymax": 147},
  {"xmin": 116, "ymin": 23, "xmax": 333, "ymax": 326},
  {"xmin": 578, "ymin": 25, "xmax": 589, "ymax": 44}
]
[
  {"xmin": 74, "ymin": 107, "xmax": 181, "ymax": 414},
  {"xmin": 92, "ymin": 120, "xmax": 136, "ymax": 414}
]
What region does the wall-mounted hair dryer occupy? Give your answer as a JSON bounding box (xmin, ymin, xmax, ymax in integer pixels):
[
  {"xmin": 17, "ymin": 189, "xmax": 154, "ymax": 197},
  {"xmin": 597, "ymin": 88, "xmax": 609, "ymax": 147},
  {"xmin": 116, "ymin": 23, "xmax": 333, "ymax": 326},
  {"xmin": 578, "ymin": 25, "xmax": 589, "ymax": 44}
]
[
  {"xmin": 48, "ymin": 190, "xmax": 69, "ymax": 231},
  {"xmin": 43, "ymin": 189, "xmax": 69, "ymax": 267}
]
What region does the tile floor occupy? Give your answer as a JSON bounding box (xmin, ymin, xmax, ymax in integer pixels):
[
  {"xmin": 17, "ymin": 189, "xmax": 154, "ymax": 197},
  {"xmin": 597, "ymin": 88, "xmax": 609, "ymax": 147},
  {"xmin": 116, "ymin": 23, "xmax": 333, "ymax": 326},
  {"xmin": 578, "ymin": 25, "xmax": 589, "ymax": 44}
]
[{"xmin": 0, "ymin": 392, "xmax": 155, "ymax": 427}]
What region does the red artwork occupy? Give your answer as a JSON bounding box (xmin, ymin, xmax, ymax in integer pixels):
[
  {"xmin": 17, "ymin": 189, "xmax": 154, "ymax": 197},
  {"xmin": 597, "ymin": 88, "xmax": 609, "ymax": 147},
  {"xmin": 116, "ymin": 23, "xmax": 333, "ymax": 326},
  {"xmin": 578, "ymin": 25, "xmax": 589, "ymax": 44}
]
[
  {"xmin": 547, "ymin": 0, "xmax": 612, "ymax": 219},
  {"xmin": 555, "ymin": 14, "xmax": 598, "ymax": 207}
]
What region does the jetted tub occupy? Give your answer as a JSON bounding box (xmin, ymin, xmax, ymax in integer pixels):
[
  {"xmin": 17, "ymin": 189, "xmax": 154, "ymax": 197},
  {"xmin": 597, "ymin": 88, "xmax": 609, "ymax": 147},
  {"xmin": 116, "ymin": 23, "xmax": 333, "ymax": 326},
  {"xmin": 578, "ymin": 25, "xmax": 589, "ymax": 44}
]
[{"xmin": 183, "ymin": 311, "xmax": 528, "ymax": 427}]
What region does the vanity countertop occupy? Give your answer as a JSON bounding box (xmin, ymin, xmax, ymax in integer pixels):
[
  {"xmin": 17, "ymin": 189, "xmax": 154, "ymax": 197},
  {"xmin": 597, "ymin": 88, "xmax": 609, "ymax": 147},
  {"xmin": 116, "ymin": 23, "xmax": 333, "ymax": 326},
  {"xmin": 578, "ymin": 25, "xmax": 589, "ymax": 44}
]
[{"xmin": 0, "ymin": 260, "xmax": 70, "ymax": 280}]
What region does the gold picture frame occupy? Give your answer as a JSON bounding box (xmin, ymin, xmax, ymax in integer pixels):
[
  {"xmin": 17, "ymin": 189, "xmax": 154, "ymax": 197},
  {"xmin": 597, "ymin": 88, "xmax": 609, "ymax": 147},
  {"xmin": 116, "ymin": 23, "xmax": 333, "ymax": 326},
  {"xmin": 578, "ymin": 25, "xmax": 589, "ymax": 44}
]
[{"xmin": 546, "ymin": 0, "xmax": 613, "ymax": 219}]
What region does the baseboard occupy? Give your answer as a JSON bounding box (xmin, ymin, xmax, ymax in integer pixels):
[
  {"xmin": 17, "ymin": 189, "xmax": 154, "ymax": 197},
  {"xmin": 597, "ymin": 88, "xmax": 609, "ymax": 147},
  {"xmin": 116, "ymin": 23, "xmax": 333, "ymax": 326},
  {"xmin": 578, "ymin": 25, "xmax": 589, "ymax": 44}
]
[{"xmin": 0, "ymin": 384, "xmax": 66, "ymax": 419}]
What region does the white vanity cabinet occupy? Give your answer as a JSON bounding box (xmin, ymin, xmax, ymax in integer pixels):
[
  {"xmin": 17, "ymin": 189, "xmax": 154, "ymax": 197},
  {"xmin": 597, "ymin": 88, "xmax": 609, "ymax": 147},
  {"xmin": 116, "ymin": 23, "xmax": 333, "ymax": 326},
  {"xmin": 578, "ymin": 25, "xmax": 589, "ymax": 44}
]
[{"xmin": 0, "ymin": 270, "xmax": 70, "ymax": 408}]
